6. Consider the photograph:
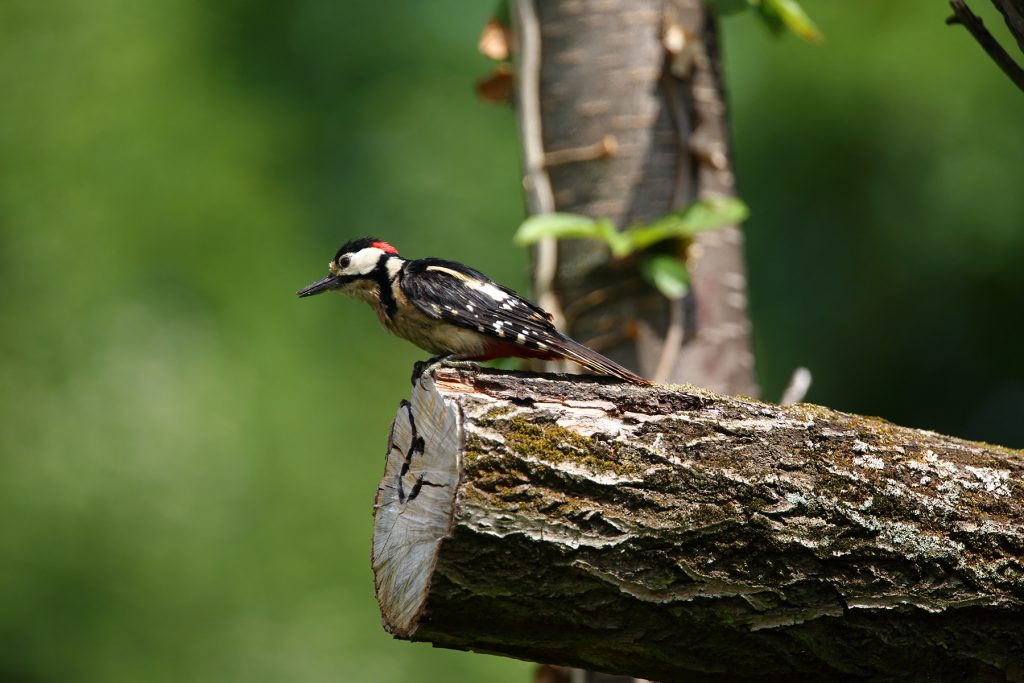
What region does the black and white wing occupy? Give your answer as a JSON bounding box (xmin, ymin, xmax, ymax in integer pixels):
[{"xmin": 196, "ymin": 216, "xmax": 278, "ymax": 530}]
[{"xmin": 400, "ymin": 258, "xmax": 650, "ymax": 384}]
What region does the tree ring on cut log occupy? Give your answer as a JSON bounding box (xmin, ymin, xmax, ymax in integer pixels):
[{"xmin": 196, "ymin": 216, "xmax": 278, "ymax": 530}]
[{"xmin": 372, "ymin": 374, "xmax": 461, "ymax": 636}]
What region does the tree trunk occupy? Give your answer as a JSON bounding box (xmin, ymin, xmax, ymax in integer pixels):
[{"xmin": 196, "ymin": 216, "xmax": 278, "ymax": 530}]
[
  {"xmin": 511, "ymin": 0, "xmax": 757, "ymax": 394},
  {"xmin": 373, "ymin": 367, "xmax": 1024, "ymax": 683}
]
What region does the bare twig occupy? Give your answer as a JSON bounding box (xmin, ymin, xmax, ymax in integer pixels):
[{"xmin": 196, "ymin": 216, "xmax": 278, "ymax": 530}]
[
  {"xmin": 990, "ymin": 0, "xmax": 1024, "ymax": 55},
  {"xmin": 543, "ymin": 135, "xmax": 618, "ymax": 168},
  {"xmin": 947, "ymin": 0, "xmax": 1024, "ymax": 91},
  {"xmin": 779, "ymin": 366, "xmax": 813, "ymax": 406},
  {"xmin": 652, "ymin": 296, "xmax": 685, "ymax": 383},
  {"xmin": 562, "ymin": 279, "xmax": 646, "ymax": 326},
  {"xmin": 650, "ymin": 14, "xmax": 696, "ymax": 388}
]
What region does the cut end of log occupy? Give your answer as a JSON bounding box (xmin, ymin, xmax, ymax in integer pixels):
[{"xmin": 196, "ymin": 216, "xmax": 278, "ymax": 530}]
[
  {"xmin": 372, "ymin": 366, "xmax": 664, "ymax": 639},
  {"xmin": 372, "ymin": 374, "xmax": 462, "ymax": 637}
]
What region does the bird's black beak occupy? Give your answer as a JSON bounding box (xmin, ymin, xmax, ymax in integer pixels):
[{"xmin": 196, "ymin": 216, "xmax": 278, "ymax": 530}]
[{"xmin": 297, "ymin": 274, "xmax": 340, "ymax": 298}]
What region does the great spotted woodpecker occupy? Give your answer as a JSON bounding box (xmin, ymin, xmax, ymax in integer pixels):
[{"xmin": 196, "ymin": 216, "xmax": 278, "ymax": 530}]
[{"xmin": 297, "ymin": 237, "xmax": 651, "ymax": 384}]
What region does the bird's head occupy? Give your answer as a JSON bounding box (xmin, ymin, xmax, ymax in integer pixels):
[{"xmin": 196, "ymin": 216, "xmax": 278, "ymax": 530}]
[{"xmin": 297, "ymin": 237, "xmax": 401, "ymax": 298}]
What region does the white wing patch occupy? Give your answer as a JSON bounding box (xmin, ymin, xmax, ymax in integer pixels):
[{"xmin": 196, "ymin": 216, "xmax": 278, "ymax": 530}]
[
  {"xmin": 425, "ymin": 265, "xmax": 469, "ymax": 281},
  {"xmin": 425, "ymin": 264, "xmax": 510, "ymax": 302},
  {"xmin": 471, "ymin": 280, "xmax": 509, "ymax": 302}
]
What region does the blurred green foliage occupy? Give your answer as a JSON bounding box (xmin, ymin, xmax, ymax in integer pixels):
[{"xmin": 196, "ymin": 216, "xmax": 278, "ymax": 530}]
[{"xmin": 0, "ymin": 1, "xmax": 1020, "ymax": 682}]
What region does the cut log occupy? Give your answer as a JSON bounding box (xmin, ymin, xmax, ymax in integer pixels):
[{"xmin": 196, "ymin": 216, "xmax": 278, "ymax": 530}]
[{"xmin": 372, "ymin": 367, "xmax": 1024, "ymax": 682}]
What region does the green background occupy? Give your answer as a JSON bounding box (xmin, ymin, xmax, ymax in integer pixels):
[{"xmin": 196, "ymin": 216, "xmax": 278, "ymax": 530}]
[{"xmin": 1, "ymin": 1, "xmax": 1021, "ymax": 681}]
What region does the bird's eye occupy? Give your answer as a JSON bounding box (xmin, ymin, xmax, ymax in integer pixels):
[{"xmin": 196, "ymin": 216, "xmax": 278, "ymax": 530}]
[{"xmin": 338, "ymin": 256, "xmax": 351, "ymax": 269}]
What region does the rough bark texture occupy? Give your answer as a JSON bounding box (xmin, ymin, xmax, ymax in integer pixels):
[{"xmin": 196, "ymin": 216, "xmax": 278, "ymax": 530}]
[
  {"xmin": 374, "ymin": 367, "xmax": 1024, "ymax": 683},
  {"xmin": 513, "ymin": 0, "xmax": 756, "ymax": 394}
]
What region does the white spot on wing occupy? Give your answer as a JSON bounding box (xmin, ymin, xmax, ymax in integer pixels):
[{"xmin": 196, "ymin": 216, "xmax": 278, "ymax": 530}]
[{"xmin": 516, "ymin": 333, "xmax": 526, "ymax": 344}]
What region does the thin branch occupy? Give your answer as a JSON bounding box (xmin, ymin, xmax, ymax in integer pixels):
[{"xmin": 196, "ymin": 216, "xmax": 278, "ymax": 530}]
[
  {"xmin": 779, "ymin": 366, "xmax": 812, "ymax": 406},
  {"xmin": 543, "ymin": 134, "xmax": 618, "ymax": 168},
  {"xmin": 653, "ymin": 15, "xmax": 695, "ymax": 388},
  {"xmin": 511, "ymin": 0, "xmax": 560, "ymax": 319},
  {"xmin": 652, "ymin": 295, "xmax": 685, "ymax": 383},
  {"xmin": 990, "ymin": 0, "xmax": 1024, "ymax": 55},
  {"xmin": 947, "ymin": 0, "xmax": 1024, "ymax": 91}
]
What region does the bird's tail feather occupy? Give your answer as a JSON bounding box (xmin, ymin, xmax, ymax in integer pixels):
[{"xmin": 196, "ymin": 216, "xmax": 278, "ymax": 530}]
[{"xmin": 551, "ymin": 335, "xmax": 652, "ymax": 385}]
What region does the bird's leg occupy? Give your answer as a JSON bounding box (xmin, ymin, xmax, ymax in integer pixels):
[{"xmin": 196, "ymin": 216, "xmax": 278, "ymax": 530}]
[{"xmin": 410, "ymin": 354, "xmax": 481, "ymax": 385}]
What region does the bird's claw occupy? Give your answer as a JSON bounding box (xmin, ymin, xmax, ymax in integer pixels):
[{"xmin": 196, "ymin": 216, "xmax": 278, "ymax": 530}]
[
  {"xmin": 440, "ymin": 358, "xmax": 480, "ymax": 372},
  {"xmin": 410, "ymin": 355, "xmax": 480, "ymax": 386}
]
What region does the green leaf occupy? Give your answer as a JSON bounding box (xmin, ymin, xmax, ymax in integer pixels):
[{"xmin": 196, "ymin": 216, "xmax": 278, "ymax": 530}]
[
  {"xmin": 757, "ymin": 0, "xmax": 825, "ymax": 44},
  {"xmin": 706, "ymin": 0, "xmax": 750, "ymax": 16},
  {"xmin": 514, "ymin": 213, "xmax": 604, "ymax": 245},
  {"xmin": 623, "ymin": 197, "xmax": 748, "ymax": 252},
  {"xmin": 514, "ymin": 198, "xmax": 747, "ymax": 259},
  {"xmin": 643, "ymin": 255, "xmax": 690, "ymax": 300},
  {"xmin": 599, "ymin": 223, "xmax": 634, "ymax": 258},
  {"xmin": 749, "ymin": 0, "xmax": 785, "ymax": 35},
  {"xmin": 515, "ymin": 213, "xmax": 636, "ymax": 257}
]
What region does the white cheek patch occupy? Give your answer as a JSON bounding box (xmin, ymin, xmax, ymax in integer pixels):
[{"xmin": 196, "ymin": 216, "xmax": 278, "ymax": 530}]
[
  {"xmin": 423, "ymin": 265, "xmax": 509, "ymax": 302},
  {"xmin": 347, "ymin": 247, "xmax": 383, "ymax": 275}
]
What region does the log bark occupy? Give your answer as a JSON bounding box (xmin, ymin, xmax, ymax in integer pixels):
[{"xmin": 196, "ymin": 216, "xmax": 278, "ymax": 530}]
[{"xmin": 373, "ymin": 367, "xmax": 1024, "ymax": 683}]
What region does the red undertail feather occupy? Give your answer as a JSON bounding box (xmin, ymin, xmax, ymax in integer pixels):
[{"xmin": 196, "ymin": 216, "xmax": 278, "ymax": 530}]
[
  {"xmin": 467, "ymin": 343, "xmax": 559, "ymax": 362},
  {"xmin": 470, "ymin": 339, "xmax": 652, "ymax": 385}
]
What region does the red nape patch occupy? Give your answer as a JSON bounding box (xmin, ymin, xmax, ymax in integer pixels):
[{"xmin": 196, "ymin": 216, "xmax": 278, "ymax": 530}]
[{"xmin": 372, "ymin": 241, "xmax": 398, "ymax": 254}]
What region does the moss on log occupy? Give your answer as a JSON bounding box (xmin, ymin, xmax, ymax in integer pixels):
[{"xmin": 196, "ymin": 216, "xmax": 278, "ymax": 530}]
[{"xmin": 372, "ymin": 367, "xmax": 1024, "ymax": 682}]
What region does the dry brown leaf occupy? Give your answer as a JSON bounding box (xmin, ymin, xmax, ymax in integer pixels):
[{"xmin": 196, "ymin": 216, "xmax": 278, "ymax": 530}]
[
  {"xmin": 477, "ymin": 18, "xmax": 510, "ymax": 61},
  {"xmin": 475, "ymin": 64, "xmax": 514, "ymax": 104}
]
